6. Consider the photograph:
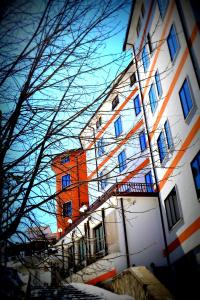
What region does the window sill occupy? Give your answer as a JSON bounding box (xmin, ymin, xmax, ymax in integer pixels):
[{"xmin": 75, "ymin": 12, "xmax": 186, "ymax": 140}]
[{"xmin": 168, "ymin": 217, "xmax": 183, "ymax": 232}]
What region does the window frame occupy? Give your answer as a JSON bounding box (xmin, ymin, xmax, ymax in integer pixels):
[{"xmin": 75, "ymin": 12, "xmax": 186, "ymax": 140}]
[
  {"xmin": 145, "ymin": 171, "xmax": 154, "ymax": 192},
  {"xmin": 61, "ymin": 155, "xmax": 70, "ymax": 164},
  {"xmin": 142, "ymin": 46, "xmax": 150, "ymax": 73},
  {"xmin": 167, "ymin": 24, "xmax": 180, "ymax": 62},
  {"xmin": 130, "ymin": 72, "xmax": 136, "ymax": 87},
  {"xmin": 118, "ymin": 149, "xmax": 127, "ymax": 172},
  {"xmin": 157, "ymin": 131, "xmax": 167, "ymax": 163},
  {"xmin": 133, "ymin": 94, "xmax": 141, "ymax": 116},
  {"xmin": 62, "ymin": 174, "xmax": 71, "ymax": 189},
  {"xmin": 94, "ymin": 223, "xmax": 105, "ymax": 255},
  {"xmin": 191, "ymin": 151, "xmax": 200, "ymax": 198},
  {"xmin": 112, "ymin": 96, "xmax": 119, "ymax": 110},
  {"xmin": 179, "ymin": 78, "xmax": 194, "ymax": 120},
  {"xmin": 164, "ymin": 186, "xmax": 181, "ymax": 230},
  {"xmin": 114, "ymin": 116, "xmax": 123, "ymax": 138},
  {"xmin": 63, "ymin": 201, "xmax": 72, "ymax": 218},
  {"xmin": 164, "ymin": 120, "xmax": 173, "ymax": 150},
  {"xmin": 78, "ymin": 237, "xmax": 86, "ymax": 263},
  {"xmin": 97, "ymin": 136, "xmax": 105, "ymax": 157},
  {"xmin": 139, "ymin": 131, "xmax": 147, "ymax": 152},
  {"xmin": 155, "ymin": 70, "xmax": 162, "ymax": 98},
  {"xmin": 149, "ymin": 83, "xmax": 158, "ymax": 114},
  {"xmin": 157, "ymin": 0, "xmax": 169, "ymax": 19}
]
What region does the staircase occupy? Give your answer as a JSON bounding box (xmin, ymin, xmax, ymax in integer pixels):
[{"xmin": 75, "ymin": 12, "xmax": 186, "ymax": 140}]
[{"xmin": 29, "ymin": 285, "xmax": 104, "ymax": 299}]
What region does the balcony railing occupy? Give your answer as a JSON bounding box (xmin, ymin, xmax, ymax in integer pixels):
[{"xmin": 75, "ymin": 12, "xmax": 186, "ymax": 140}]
[{"xmin": 64, "ymin": 182, "xmax": 156, "ymax": 236}]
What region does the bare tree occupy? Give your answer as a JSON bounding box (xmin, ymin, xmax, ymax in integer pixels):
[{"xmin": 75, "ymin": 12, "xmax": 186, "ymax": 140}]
[{"xmin": 0, "ymin": 0, "xmax": 130, "ymax": 246}]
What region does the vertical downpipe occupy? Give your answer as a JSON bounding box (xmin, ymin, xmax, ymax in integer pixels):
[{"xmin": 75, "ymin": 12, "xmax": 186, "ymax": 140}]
[{"xmin": 120, "ymin": 197, "xmax": 130, "ymax": 268}]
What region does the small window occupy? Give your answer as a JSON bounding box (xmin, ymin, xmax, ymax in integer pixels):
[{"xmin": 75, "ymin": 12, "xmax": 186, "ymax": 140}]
[
  {"xmin": 164, "ymin": 120, "xmax": 173, "ymax": 149},
  {"xmin": 130, "ymin": 72, "xmax": 136, "ymax": 86},
  {"xmin": 118, "ymin": 150, "xmax": 127, "ymax": 172},
  {"xmin": 134, "ymin": 95, "xmax": 141, "ymax": 116},
  {"xmin": 179, "ymin": 78, "xmax": 193, "ymax": 119},
  {"xmin": 145, "ymin": 171, "xmax": 154, "ymax": 192},
  {"xmin": 147, "ymin": 33, "xmax": 153, "ymax": 54},
  {"xmin": 112, "ymin": 96, "xmax": 119, "ymax": 110},
  {"xmin": 157, "ymin": 0, "xmax": 169, "ymax": 18},
  {"xmin": 191, "ymin": 151, "xmax": 200, "ymax": 198},
  {"xmin": 167, "ymin": 24, "xmax": 180, "ymax": 62},
  {"xmin": 114, "ymin": 116, "xmax": 123, "ymax": 137},
  {"xmin": 100, "ymin": 171, "xmax": 108, "ymax": 190},
  {"xmin": 139, "ymin": 131, "xmax": 147, "ymax": 152},
  {"xmin": 96, "ymin": 117, "xmax": 102, "ymax": 130},
  {"xmin": 141, "ymin": 3, "xmax": 145, "ymax": 18},
  {"xmin": 63, "ymin": 201, "xmax": 72, "ymax": 217},
  {"xmin": 97, "ymin": 137, "xmax": 105, "ymax": 157},
  {"xmin": 78, "ymin": 238, "xmax": 86, "ymax": 263},
  {"xmin": 94, "ymin": 223, "xmax": 105, "ymax": 255},
  {"xmin": 155, "ymin": 70, "xmax": 162, "ymax": 97},
  {"xmin": 165, "ymin": 187, "xmax": 181, "ymax": 230},
  {"xmin": 142, "ymin": 46, "xmax": 150, "ymax": 72},
  {"xmin": 136, "ymin": 17, "xmax": 141, "ymax": 36},
  {"xmin": 62, "ymin": 174, "xmax": 71, "ymax": 188},
  {"xmin": 157, "ymin": 132, "xmax": 167, "ymax": 163},
  {"xmin": 61, "ymin": 155, "xmax": 70, "ymax": 164},
  {"xmin": 149, "ymin": 84, "xmax": 157, "ymax": 113}
]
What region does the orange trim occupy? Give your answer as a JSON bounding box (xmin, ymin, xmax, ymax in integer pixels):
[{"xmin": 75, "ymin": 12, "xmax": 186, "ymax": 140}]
[
  {"xmin": 159, "ymin": 117, "xmax": 200, "ymax": 191},
  {"xmin": 150, "ymin": 23, "xmax": 199, "ymax": 140},
  {"xmin": 86, "ymin": 269, "xmax": 117, "ymax": 285},
  {"xmin": 88, "ymin": 119, "xmax": 144, "ymax": 180},
  {"xmin": 188, "ymin": 23, "xmax": 199, "ymax": 47},
  {"xmin": 86, "ymin": 87, "xmax": 138, "ymax": 150},
  {"xmin": 121, "ymin": 158, "xmax": 150, "ymax": 183},
  {"xmin": 164, "ymin": 217, "xmax": 200, "ymax": 255},
  {"xmin": 142, "ymin": 1, "xmax": 175, "ymax": 100}
]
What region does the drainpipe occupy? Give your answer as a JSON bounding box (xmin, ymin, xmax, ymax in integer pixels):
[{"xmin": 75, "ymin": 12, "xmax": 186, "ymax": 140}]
[
  {"xmin": 132, "ymin": 45, "xmax": 171, "ymax": 269},
  {"xmin": 175, "ymin": 0, "xmax": 200, "ymax": 88},
  {"xmin": 101, "ymin": 208, "xmax": 108, "ymax": 255},
  {"xmin": 120, "ymin": 197, "xmax": 130, "ymax": 268}
]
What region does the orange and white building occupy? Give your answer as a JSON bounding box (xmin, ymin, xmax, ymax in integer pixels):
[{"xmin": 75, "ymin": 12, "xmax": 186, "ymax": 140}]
[{"xmin": 53, "ymin": 0, "xmax": 200, "ymax": 297}]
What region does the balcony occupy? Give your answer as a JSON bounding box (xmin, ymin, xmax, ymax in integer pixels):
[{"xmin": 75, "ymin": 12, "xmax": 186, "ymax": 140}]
[{"xmin": 63, "ymin": 182, "xmax": 156, "ymax": 237}]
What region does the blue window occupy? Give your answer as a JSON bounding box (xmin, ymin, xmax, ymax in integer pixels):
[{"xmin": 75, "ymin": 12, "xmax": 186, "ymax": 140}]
[
  {"xmin": 100, "ymin": 171, "xmax": 107, "ymax": 190},
  {"xmin": 139, "ymin": 131, "xmax": 147, "ymax": 152},
  {"xmin": 134, "ymin": 95, "xmax": 141, "ymax": 116},
  {"xmin": 142, "ymin": 46, "xmax": 150, "ymax": 72},
  {"xmin": 191, "ymin": 151, "xmax": 200, "ymax": 198},
  {"xmin": 155, "ymin": 70, "xmax": 162, "ymax": 97},
  {"xmin": 61, "ymin": 155, "xmax": 70, "ymax": 164},
  {"xmin": 63, "ymin": 201, "xmax": 72, "ymax": 217},
  {"xmin": 118, "ymin": 150, "xmax": 127, "ymax": 172},
  {"xmin": 157, "ymin": 0, "xmax": 169, "ymax": 18},
  {"xmin": 157, "ymin": 132, "xmax": 167, "ymax": 163},
  {"xmin": 149, "ymin": 84, "xmax": 157, "ymax": 113},
  {"xmin": 167, "ymin": 24, "xmax": 180, "ymax": 62},
  {"xmin": 164, "ymin": 120, "xmax": 173, "ymax": 149},
  {"xmin": 145, "ymin": 171, "xmax": 154, "ymax": 192},
  {"xmin": 97, "ymin": 137, "xmax": 105, "ymax": 157},
  {"xmin": 62, "ymin": 174, "xmax": 71, "ymax": 188},
  {"xmin": 114, "ymin": 116, "xmax": 122, "ymax": 137},
  {"xmin": 179, "ymin": 78, "xmax": 193, "ymax": 119}
]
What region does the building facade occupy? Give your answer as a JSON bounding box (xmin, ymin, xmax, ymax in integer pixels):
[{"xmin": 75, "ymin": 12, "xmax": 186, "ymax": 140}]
[
  {"xmin": 52, "ymin": 149, "xmax": 89, "ymax": 235},
  {"xmin": 53, "ymin": 0, "xmax": 200, "ymax": 297}
]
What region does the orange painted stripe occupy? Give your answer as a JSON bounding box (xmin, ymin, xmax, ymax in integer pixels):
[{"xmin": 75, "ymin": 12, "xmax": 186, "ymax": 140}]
[
  {"xmin": 121, "ymin": 158, "xmax": 150, "ymax": 183},
  {"xmin": 164, "ymin": 217, "xmax": 200, "ymax": 255},
  {"xmin": 142, "ymin": 1, "xmax": 175, "ymax": 100},
  {"xmin": 86, "ymin": 269, "xmax": 117, "ymax": 285},
  {"xmin": 88, "ymin": 119, "xmax": 144, "ymax": 180},
  {"xmin": 150, "ymin": 23, "xmax": 199, "ymax": 140},
  {"xmin": 188, "ymin": 23, "xmax": 199, "ymax": 47},
  {"xmin": 159, "ymin": 117, "xmax": 200, "ymax": 191},
  {"xmin": 86, "ymin": 87, "xmax": 138, "ymax": 151}
]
